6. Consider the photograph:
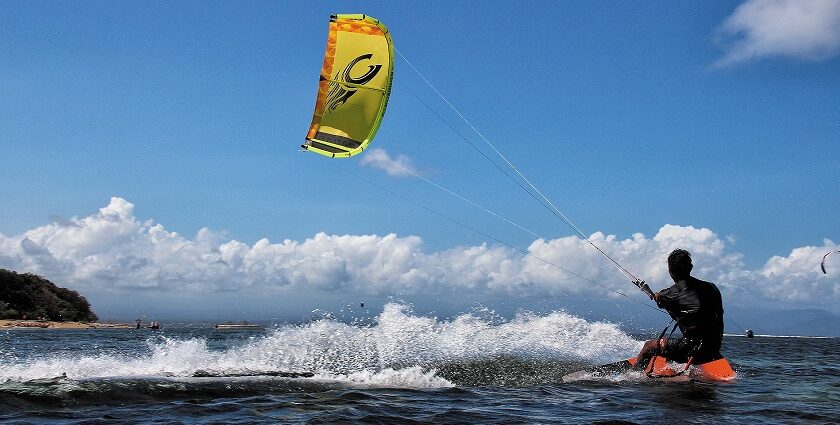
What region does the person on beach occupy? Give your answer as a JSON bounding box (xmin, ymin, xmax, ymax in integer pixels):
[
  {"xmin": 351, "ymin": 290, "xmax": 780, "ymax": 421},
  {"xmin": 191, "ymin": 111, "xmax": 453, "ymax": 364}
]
[{"xmin": 634, "ymin": 249, "xmax": 724, "ymax": 367}]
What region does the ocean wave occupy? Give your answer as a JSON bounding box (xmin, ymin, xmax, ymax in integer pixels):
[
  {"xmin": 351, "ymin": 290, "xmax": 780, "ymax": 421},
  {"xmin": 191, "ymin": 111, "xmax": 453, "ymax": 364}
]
[{"xmin": 0, "ymin": 303, "xmax": 641, "ymax": 389}]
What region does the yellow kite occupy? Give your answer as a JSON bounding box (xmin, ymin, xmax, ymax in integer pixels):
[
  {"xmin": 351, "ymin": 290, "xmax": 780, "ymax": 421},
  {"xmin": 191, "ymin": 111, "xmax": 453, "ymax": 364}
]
[{"xmin": 302, "ymin": 14, "xmax": 394, "ymax": 158}]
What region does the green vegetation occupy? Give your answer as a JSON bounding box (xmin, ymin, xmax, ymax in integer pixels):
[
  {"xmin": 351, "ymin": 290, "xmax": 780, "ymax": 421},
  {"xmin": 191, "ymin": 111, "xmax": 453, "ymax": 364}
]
[{"xmin": 0, "ymin": 268, "xmax": 98, "ymax": 322}]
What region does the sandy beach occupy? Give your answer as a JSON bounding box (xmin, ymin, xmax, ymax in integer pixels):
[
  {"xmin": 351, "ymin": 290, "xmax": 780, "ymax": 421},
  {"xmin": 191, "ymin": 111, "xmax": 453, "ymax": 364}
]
[{"xmin": 0, "ymin": 320, "xmax": 133, "ymax": 329}]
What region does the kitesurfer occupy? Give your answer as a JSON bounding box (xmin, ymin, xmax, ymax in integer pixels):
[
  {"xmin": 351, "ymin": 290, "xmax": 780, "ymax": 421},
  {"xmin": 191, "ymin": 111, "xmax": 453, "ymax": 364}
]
[{"xmin": 634, "ymin": 249, "xmax": 724, "ymax": 368}]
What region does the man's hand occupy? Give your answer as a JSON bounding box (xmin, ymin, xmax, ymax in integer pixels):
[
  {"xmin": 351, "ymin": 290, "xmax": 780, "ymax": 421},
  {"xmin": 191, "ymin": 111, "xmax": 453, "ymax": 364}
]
[{"xmin": 633, "ymin": 279, "xmax": 656, "ymax": 300}]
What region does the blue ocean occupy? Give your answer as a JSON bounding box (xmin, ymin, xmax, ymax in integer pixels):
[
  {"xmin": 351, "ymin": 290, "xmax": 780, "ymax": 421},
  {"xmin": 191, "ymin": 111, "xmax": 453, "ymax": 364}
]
[{"xmin": 1, "ymin": 303, "xmax": 837, "ymax": 424}]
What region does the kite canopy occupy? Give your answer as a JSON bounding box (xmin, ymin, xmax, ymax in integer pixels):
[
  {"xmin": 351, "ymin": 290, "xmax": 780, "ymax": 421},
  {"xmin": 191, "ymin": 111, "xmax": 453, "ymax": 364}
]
[
  {"xmin": 303, "ymin": 14, "xmax": 394, "ymax": 158},
  {"xmin": 821, "ymin": 250, "xmax": 840, "ymax": 274}
]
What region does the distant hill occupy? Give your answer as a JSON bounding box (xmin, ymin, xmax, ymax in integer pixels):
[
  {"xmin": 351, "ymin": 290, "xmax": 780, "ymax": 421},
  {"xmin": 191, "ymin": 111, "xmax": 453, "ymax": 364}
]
[{"xmin": 0, "ymin": 268, "xmax": 98, "ymax": 322}]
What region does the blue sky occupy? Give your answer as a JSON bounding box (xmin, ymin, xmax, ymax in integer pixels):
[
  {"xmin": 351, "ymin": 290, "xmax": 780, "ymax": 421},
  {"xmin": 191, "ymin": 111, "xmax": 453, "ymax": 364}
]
[{"xmin": 1, "ymin": 1, "xmax": 839, "ymax": 325}]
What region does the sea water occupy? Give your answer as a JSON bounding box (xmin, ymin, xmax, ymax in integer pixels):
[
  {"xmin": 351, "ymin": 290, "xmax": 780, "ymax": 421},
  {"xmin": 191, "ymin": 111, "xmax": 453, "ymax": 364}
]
[{"xmin": 1, "ymin": 303, "xmax": 837, "ymax": 424}]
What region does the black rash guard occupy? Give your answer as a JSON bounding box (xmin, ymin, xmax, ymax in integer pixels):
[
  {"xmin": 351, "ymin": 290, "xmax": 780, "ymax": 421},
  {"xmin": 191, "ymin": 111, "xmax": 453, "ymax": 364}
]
[{"xmin": 655, "ymin": 276, "xmax": 724, "ymax": 359}]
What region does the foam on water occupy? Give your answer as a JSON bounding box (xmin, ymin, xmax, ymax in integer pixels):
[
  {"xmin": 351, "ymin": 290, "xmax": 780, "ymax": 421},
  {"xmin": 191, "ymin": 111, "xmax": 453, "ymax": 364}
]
[{"xmin": 0, "ymin": 303, "xmax": 642, "ymax": 388}]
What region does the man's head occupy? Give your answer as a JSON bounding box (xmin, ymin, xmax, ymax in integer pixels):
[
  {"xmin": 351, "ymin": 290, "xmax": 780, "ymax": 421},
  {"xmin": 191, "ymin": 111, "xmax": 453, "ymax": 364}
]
[{"xmin": 667, "ymin": 249, "xmax": 693, "ymax": 280}]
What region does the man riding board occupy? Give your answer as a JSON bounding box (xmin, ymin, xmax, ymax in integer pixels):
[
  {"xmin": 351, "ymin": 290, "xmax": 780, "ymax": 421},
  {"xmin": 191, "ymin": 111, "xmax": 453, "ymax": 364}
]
[{"xmin": 634, "ymin": 249, "xmax": 724, "ymax": 368}]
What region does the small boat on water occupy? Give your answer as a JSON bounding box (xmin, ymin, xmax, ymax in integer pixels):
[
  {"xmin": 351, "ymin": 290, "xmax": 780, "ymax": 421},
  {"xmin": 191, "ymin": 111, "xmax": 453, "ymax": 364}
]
[{"xmin": 214, "ymin": 322, "xmax": 261, "ymax": 330}]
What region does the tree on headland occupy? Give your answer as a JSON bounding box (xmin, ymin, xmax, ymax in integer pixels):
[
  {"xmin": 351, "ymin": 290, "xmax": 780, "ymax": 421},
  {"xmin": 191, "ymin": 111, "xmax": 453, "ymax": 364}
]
[{"xmin": 0, "ymin": 268, "xmax": 98, "ymax": 322}]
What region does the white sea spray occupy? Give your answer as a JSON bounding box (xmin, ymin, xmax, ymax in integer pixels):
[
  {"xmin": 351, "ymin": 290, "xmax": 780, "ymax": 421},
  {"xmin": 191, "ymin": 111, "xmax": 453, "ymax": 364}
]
[{"xmin": 0, "ymin": 303, "xmax": 642, "ymax": 387}]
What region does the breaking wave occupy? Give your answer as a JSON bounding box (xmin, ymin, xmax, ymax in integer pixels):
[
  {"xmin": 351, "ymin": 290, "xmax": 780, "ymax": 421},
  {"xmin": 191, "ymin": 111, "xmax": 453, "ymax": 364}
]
[{"xmin": 0, "ymin": 303, "xmax": 642, "ymax": 394}]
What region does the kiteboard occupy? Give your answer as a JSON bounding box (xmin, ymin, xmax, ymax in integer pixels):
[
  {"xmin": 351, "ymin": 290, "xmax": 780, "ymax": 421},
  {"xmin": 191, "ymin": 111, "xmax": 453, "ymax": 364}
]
[{"xmin": 561, "ymin": 356, "xmax": 735, "ymax": 383}]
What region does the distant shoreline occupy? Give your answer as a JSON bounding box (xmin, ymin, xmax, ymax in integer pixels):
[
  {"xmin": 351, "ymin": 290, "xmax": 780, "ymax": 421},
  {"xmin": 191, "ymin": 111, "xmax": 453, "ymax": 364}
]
[{"xmin": 0, "ymin": 320, "xmax": 133, "ymax": 329}]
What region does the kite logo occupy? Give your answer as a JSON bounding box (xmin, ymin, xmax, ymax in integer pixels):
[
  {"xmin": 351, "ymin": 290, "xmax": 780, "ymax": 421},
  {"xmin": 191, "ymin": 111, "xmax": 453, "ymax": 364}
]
[{"xmin": 326, "ymin": 53, "xmax": 382, "ymax": 111}]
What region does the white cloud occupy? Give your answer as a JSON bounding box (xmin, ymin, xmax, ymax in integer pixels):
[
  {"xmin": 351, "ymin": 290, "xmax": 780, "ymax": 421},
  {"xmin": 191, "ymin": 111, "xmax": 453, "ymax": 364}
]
[
  {"xmin": 0, "ymin": 198, "xmax": 838, "ymax": 309},
  {"xmin": 757, "ymin": 240, "xmax": 840, "ymax": 301},
  {"xmin": 714, "ymin": 0, "xmax": 840, "ymax": 68},
  {"xmin": 358, "ymin": 148, "xmax": 418, "ymax": 177}
]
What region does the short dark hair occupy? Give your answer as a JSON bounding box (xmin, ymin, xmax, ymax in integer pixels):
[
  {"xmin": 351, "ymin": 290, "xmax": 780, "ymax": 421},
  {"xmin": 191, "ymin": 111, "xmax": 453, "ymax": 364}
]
[{"xmin": 668, "ymin": 249, "xmax": 693, "ymax": 278}]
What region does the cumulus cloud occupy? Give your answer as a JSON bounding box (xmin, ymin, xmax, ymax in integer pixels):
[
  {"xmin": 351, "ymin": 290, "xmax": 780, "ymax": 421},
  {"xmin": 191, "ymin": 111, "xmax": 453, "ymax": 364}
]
[
  {"xmin": 757, "ymin": 240, "xmax": 840, "ymax": 301},
  {"xmin": 0, "ymin": 198, "xmax": 838, "ymax": 308},
  {"xmin": 713, "ymin": 0, "xmax": 840, "ymax": 68},
  {"xmin": 358, "ymin": 148, "xmax": 418, "ymax": 177}
]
